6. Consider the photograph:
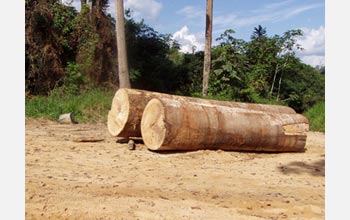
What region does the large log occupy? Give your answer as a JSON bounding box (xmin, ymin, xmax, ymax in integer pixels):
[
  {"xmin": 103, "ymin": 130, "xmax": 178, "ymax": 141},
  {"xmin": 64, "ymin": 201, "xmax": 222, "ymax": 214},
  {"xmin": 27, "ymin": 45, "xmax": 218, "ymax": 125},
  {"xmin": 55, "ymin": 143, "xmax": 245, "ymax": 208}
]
[
  {"xmin": 141, "ymin": 98, "xmax": 308, "ymax": 152},
  {"xmin": 107, "ymin": 88, "xmax": 296, "ymax": 137}
]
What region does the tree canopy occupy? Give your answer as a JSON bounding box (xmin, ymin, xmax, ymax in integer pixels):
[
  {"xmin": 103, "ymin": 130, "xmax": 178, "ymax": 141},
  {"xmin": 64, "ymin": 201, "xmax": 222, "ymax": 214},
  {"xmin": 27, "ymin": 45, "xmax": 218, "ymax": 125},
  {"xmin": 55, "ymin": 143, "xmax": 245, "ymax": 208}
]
[{"xmin": 25, "ymin": 0, "xmax": 324, "ymax": 113}]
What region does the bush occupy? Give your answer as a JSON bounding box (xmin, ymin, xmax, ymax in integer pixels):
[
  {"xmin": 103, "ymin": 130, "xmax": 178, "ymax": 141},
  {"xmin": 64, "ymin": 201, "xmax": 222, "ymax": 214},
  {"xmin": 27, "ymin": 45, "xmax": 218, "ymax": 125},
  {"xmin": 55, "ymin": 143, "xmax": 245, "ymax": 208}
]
[
  {"xmin": 304, "ymin": 102, "xmax": 325, "ymax": 132},
  {"xmin": 54, "ymin": 62, "xmax": 88, "ymax": 95}
]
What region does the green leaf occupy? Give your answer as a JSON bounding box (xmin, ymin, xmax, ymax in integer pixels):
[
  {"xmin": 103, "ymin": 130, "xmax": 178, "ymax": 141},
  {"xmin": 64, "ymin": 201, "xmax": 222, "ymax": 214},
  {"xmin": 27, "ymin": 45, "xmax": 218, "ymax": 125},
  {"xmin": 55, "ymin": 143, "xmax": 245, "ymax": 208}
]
[
  {"xmin": 223, "ymin": 63, "xmax": 233, "ymax": 72},
  {"xmin": 213, "ymin": 69, "xmax": 223, "ymax": 75},
  {"xmin": 230, "ymin": 71, "xmax": 242, "ymax": 81}
]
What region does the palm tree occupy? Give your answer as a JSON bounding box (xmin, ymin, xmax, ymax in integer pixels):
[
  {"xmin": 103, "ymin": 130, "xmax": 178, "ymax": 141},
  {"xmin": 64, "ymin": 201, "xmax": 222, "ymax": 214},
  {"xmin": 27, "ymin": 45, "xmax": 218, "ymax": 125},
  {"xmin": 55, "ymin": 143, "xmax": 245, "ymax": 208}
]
[
  {"xmin": 202, "ymin": 0, "xmax": 213, "ymax": 97},
  {"xmin": 115, "ymin": 0, "xmax": 131, "ymax": 88},
  {"xmin": 251, "ymin": 25, "xmax": 267, "ymax": 40}
]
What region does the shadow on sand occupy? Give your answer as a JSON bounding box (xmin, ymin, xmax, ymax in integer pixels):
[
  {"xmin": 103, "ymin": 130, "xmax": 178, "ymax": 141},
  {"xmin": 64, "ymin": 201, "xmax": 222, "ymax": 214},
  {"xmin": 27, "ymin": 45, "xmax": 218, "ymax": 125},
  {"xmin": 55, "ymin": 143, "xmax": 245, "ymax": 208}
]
[{"xmin": 278, "ymin": 159, "xmax": 325, "ymax": 177}]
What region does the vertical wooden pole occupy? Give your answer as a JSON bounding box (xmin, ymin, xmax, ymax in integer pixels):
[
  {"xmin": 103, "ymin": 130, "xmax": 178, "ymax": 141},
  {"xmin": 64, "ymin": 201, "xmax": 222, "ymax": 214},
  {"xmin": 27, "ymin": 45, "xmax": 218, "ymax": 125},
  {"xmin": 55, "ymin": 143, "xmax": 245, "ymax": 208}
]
[
  {"xmin": 116, "ymin": 0, "xmax": 131, "ymax": 88},
  {"xmin": 202, "ymin": 0, "xmax": 213, "ymax": 97}
]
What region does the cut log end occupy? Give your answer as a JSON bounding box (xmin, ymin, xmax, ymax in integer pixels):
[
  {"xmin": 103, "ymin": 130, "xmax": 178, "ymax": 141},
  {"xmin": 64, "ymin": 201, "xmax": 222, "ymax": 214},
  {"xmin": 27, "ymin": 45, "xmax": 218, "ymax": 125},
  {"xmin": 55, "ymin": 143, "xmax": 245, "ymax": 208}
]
[
  {"xmin": 58, "ymin": 113, "xmax": 77, "ymax": 124},
  {"xmin": 141, "ymin": 99, "xmax": 166, "ymax": 151},
  {"xmin": 107, "ymin": 89, "xmax": 130, "ymax": 136},
  {"xmin": 282, "ymin": 123, "xmax": 309, "ymax": 136}
]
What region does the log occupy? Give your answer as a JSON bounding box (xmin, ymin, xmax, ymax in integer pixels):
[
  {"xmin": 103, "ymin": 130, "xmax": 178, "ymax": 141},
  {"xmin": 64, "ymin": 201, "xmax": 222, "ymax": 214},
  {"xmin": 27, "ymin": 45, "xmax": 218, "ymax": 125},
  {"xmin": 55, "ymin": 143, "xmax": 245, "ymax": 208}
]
[
  {"xmin": 107, "ymin": 88, "xmax": 296, "ymax": 137},
  {"xmin": 141, "ymin": 98, "xmax": 309, "ymax": 152},
  {"xmin": 58, "ymin": 113, "xmax": 77, "ymax": 124}
]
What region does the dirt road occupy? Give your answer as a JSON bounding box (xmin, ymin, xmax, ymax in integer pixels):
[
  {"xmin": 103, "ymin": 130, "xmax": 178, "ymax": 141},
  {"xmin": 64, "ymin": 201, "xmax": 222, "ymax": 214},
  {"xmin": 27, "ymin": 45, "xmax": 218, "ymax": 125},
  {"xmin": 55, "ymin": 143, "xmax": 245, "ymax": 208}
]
[{"xmin": 25, "ymin": 118, "xmax": 324, "ymax": 220}]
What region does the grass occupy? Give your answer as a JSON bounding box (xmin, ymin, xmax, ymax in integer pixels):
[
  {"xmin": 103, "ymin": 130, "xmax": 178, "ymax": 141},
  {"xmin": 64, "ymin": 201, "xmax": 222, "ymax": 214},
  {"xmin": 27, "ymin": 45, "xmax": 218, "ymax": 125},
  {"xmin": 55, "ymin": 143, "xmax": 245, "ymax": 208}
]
[
  {"xmin": 25, "ymin": 88, "xmax": 115, "ymax": 123},
  {"xmin": 26, "ymin": 87, "xmax": 325, "ymax": 133},
  {"xmin": 304, "ymin": 102, "xmax": 325, "ymax": 132}
]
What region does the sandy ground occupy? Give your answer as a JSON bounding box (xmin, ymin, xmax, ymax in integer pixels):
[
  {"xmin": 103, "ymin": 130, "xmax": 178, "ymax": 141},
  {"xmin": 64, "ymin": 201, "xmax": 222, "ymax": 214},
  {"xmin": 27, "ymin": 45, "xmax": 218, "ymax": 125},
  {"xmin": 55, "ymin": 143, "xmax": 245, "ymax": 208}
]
[{"xmin": 25, "ymin": 118, "xmax": 324, "ymax": 220}]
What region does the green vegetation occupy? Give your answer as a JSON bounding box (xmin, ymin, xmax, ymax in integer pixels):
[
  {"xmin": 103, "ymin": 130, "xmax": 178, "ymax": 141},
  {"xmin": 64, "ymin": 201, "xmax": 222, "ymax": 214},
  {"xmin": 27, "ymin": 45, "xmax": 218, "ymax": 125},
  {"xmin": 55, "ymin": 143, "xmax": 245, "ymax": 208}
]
[
  {"xmin": 25, "ymin": 1, "xmax": 324, "ymax": 131},
  {"xmin": 26, "ymin": 88, "xmax": 114, "ymax": 123},
  {"xmin": 305, "ymin": 102, "xmax": 325, "ymax": 132}
]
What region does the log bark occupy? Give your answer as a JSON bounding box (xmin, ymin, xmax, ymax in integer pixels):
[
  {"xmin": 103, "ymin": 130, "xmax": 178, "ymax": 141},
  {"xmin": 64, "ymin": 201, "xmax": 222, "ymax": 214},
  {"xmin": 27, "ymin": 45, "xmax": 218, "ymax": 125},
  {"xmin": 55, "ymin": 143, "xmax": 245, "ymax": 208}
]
[
  {"xmin": 107, "ymin": 88, "xmax": 296, "ymax": 137},
  {"xmin": 141, "ymin": 98, "xmax": 309, "ymax": 152}
]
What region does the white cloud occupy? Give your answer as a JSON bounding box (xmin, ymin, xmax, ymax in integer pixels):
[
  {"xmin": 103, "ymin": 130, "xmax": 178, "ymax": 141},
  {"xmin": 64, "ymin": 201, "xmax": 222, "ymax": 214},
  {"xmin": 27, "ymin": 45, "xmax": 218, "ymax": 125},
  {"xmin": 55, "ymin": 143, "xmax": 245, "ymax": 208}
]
[
  {"xmin": 281, "ymin": 4, "xmax": 323, "ymax": 20},
  {"xmin": 172, "ymin": 26, "xmax": 205, "ymax": 53},
  {"xmin": 63, "ymin": 0, "xmax": 162, "ymax": 20},
  {"xmin": 124, "ymin": 0, "xmax": 162, "ymax": 20},
  {"xmin": 299, "ymin": 55, "xmax": 325, "ymax": 67},
  {"xmin": 107, "ymin": 1, "xmax": 116, "ymax": 17},
  {"xmin": 177, "ymin": 5, "xmax": 204, "ymax": 20},
  {"xmin": 296, "ymin": 26, "xmax": 325, "ymax": 67},
  {"xmin": 62, "ymin": 0, "xmax": 116, "ymax": 17},
  {"xmin": 264, "ymin": 0, "xmax": 293, "ymax": 10},
  {"xmin": 213, "ymin": 2, "xmax": 322, "ymax": 28},
  {"xmin": 62, "ymin": 0, "xmax": 81, "ymax": 11}
]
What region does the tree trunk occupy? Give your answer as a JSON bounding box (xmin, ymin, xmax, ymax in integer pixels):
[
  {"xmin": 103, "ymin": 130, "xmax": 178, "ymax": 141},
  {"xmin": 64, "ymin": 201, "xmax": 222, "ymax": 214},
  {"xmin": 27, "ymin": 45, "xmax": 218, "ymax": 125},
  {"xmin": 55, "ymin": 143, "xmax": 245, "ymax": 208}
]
[
  {"xmin": 277, "ymin": 71, "xmax": 284, "ymax": 101},
  {"xmin": 276, "ymin": 57, "xmax": 289, "ymax": 100},
  {"xmin": 87, "ymin": 0, "xmax": 93, "ymax": 21},
  {"xmin": 202, "ymin": 0, "xmax": 213, "ymax": 97},
  {"xmin": 270, "ymin": 63, "xmax": 279, "ymax": 95},
  {"xmin": 107, "ymin": 88, "xmax": 296, "ymax": 137},
  {"xmin": 115, "ymin": 0, "xmax": 131, "ymax": 88},
  {"xmin": 80, "ymin": 0, "xmax": 87, "ymax": 9},
  {"xmin": 141, "ymin": 97, "xmax": 308, "ymax": 152}
]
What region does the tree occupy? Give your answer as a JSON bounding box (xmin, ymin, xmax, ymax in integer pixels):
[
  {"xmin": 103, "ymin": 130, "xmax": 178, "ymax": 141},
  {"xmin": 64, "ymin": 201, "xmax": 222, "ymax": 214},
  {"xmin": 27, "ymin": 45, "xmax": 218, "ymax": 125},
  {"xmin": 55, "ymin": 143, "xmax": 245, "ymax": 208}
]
[
  {"xmin": 116, "ymin": 0, "xmax": 131, "ymax": 88},
  {"xmin": 273, "ymin": 29, "xmax": 303, "ymax": 100},
  {"xmin": 81, "ymin": 0, "xmax": 87, "ymax": 9},
  {"xmin": 252, "ymin": 25, "xmax": 267, "ymax": 39},
  {"xmin": 210, "ymin": 29, "xmax": 248, "ymax": 101},
  {"xmin": 25, "ymin": 0, "xmax": 77, "ymax": 94},
  {"xmin": 123, "ymin": 13, "xmax": 188, "ymax": 93},
  {"xmin": 202, "ymin": 0, "xmax": 213, "ymax": 96},
  {"xmin": 74, "ymin": 0, "xmax": 117, "ymax": 84}
]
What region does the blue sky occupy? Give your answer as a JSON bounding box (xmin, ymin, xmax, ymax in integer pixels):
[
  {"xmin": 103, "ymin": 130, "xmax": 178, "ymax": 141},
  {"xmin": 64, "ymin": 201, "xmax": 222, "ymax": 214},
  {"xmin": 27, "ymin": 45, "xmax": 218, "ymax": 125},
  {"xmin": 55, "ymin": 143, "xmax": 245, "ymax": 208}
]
[{"xmin": 64, "ymin": 0, "xmax": 325, "ymax": 67}]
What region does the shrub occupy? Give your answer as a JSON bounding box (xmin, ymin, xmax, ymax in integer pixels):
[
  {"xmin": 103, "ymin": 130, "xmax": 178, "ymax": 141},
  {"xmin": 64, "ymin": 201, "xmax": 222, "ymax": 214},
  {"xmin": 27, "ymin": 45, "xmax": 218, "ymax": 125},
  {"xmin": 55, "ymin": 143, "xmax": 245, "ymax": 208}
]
[{"xmin": 304, "ymin": 102, "xmax": 325, "ymax": 132}]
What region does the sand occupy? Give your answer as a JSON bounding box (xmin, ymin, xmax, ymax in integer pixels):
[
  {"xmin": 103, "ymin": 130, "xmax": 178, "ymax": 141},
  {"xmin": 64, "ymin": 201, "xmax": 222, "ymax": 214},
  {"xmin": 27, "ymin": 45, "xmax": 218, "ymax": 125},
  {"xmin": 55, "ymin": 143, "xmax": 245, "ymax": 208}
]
[{"xmin": 25, "ymin": 118, "xmax": 324, "ymax": 220}]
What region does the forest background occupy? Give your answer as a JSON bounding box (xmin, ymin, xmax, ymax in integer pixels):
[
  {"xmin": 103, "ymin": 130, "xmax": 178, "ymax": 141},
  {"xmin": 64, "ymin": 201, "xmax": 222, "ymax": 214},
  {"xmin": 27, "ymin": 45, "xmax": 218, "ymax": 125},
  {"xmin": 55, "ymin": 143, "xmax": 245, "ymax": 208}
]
[{"xmin": 25, "ymin": 0, "xmax": 325, "ymax": 131}]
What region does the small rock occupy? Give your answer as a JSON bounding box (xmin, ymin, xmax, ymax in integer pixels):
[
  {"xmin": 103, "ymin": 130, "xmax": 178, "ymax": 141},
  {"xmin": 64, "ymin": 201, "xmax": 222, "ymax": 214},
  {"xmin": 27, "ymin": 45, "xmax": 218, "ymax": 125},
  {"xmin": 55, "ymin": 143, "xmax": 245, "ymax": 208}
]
[{"xmin": 128, "ymin": 140, "xmax": 135, "ymax": 150}]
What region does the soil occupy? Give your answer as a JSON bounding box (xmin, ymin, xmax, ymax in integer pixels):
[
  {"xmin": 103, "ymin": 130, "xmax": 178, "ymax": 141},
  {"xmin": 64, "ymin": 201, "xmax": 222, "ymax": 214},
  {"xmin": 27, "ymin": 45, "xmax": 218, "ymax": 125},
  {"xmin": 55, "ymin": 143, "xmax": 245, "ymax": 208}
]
[{"xmin": 25, "ymin": 118, "xmax": 324, "ymax": 220}]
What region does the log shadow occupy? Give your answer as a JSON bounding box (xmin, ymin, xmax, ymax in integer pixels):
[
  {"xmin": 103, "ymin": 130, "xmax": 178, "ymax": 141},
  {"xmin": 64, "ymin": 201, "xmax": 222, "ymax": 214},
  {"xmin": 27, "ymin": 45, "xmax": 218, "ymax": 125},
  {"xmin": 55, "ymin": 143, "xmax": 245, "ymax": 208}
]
[
  {"xmin": 150, "ymin": 148, "xmax": 306, "ymax": 155},
  {"xmin": 148, "ymin": 149, "xmax": 207, "ymax": 155},
  {"xmin": 277, "ymin": 159, "xmax": 325, "ymax": 177}
]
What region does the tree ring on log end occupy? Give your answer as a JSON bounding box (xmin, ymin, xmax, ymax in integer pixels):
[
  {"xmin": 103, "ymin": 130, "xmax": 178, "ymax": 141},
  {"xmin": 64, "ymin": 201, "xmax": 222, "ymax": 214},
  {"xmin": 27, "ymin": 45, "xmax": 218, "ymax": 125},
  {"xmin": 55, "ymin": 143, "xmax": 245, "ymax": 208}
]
[
  {"xmin": 141, "ymin": 98, "xmax": 166, "ymax": 150},
  {"xmin": 107, "ymin": 89, "xmax": 130, "ymax": 136}
]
